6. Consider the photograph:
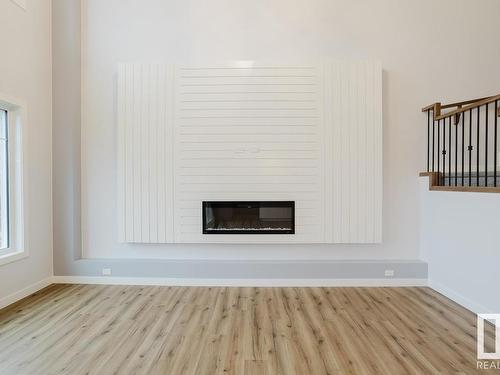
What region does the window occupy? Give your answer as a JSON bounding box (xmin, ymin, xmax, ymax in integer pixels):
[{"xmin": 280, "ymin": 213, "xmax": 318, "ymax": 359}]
[
  {"xmin": 0, "ymin": 109, "xmax": 8, "ymax": 250},
  {"xmin": 0, "ymin": 93, "xmax": 26, "ymax": 265}
]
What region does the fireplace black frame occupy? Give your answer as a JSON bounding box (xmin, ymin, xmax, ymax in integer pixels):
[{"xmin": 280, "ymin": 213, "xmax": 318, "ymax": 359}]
[{"xmin": 202, "ymin": 201, "xmax": 295, "ymax": 235}]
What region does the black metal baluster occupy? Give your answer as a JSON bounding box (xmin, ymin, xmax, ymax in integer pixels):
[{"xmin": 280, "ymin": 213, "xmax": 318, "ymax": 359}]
[
  {"xmin": 477, "ymin": 107, "xmax": 480, "ymax": 186},
  {"xmin": 454, "ymin": 115, "xmax": 458, "ymax": 186},
  {"xmin": 485, "ymin": 103, "xmax": 489, "ymax": 187},
  {"xmin": 443, "ymin": 118, "xmax": 447, "ymax": 185},
  {"xmin": 468, "ymin": 109, "xmax": 472, "ymax": 186},
  {"xmin": 437, "ymin": 118, "xmax": 441, "ymax": 181},
  {"xmin": 448, "ymin": 117, "xmax": 451, "ymax": 186},
  {"xmin": 427, "ymin": 110, "xmax": 430, "ymax": 172},
  {"xmin": 461, "ymin": 111, "xmax": 465, "ymax": 186},
  {"xmin": 432, "ymin": 117, "xmax": 436, "ymax": 172},
  {"xmin": 495, "ymin": 100, "xmax": 498, "ymax": 187}
]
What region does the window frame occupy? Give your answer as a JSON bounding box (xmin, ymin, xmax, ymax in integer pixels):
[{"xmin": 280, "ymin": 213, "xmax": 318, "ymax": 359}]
[
  {"xmin": 0, "ymin": 109, "xmax": 9, "ymax": 251},
  {"xmin": 0, "ymin": 93, "xmax": 27, "ymax": 266}
]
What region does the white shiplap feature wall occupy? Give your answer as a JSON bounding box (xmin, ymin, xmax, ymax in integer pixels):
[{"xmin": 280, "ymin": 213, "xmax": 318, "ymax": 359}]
[
  {"xmin": 117, "ymin": 61, "xmax": 382, "ymax": 244},
  {"xmin": 117, "ymin": 64, "xmax": 175, "ymax": 243},
  {"xmin": 174, "ymin": 65, "xmax": 324, "ymax": 243},
  {"xmin": 324, "ymin": 61, "xmax": 383, "ymax": 243}
]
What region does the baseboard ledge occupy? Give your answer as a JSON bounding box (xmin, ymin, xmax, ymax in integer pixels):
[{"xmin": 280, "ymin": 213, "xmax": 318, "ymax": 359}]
[
  {"xmin": 428, "ymin": 279, "xmax": 492, "ymax": 314},
  {"xmin": 52, "ymin": 276, "xmax": 427, "ymax": 287},
  {"xmin": 57, "ymin": 259, "xmax": 428, "ymax": 280},
  {"xmin": 0, "ymin": 277, "xmax": 54, "ymax": 310}
]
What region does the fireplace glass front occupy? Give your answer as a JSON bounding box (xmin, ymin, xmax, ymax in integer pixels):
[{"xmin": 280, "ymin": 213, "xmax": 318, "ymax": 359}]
[{"xmin": 202, "ymin": 201, "xmax": 295, "ymax": 234}]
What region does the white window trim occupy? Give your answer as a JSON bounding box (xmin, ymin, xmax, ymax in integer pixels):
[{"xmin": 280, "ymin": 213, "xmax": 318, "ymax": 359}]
[{"xmin": 0, "ymin": 93, "xmax": 28, "ymax": 267}]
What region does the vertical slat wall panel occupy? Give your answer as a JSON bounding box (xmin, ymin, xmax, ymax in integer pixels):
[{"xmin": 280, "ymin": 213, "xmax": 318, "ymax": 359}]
[
  {"xmin": 325, "ymin": 61, "xmax": 382, "ymax": 243},
  {"xmin": 373, "ymin": 62, "xmax": 383, "ymax": 242},
  {"xmin": 117, "ymin": 63, "xmax": 175, "ymax": 243},
  {"xmin": 323, "ymin": 64, "xmax": 333, "ymax": 243},
  {"xmin": 117, "ymin": 65, "xmax": 125, "ymax": 241}
]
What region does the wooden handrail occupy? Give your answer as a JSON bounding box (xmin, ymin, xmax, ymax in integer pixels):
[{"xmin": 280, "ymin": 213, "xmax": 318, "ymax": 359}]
[
  {"xmin": 421, "ymin": 103, "xmax": 438, "ymax": 112},
  {"xmin": 440, "ymin": 96, "xmax": 493, "ymax": 110},
  {"xmin": 422, "ymin": 94, "xmax": 500, "ymax": 121},
  {"xmin": 422, "ymin": 96, "xmax": 493, "ymax": 112}
]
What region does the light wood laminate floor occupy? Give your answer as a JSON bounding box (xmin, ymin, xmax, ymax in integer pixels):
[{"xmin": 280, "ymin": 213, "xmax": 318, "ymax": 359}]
[{"xmin": 0, "ymin": 285, "xmax": 495, "ymax": 374}]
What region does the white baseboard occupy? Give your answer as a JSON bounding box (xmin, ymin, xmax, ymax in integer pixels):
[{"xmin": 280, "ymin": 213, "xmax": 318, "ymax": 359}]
[
  {"xmin": 52, "ymin": 276, "xmax": 427, "ymax": 287},
  {"xmin": 0, "ymin": 277, "xmax": 54, "ymax": 310},
  {"xmin": 428, "ymin": 279, "xmax": 492, "ymax": 314}
]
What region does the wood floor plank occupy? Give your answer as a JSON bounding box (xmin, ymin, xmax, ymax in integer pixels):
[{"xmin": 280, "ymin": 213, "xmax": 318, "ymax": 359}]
[
  {"xmin": 244, "ymin": 360, "xmax": 268, "ymax": 375},
  {"xmin": 0, "ymin": 285, "xmax": 496, "ymax": 374}
]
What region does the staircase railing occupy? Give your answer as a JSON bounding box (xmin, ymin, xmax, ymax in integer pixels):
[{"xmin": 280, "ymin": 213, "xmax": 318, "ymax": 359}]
[{"xmin": 422, "ymin": 94, "xmax": 500, "ymax": 189}]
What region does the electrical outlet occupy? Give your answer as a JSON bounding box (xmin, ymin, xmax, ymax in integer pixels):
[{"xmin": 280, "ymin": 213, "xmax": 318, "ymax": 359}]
[
  {"xmin": 102, "ymin": 268, "xmax": 112, "ymax": 276},
  {"xmin": 384, "ymin": 269, "xmax": 395, "ymax": 277}
]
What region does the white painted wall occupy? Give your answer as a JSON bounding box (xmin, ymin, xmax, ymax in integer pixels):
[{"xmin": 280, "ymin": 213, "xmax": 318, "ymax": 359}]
[
  {"xmin": 419, "ymin": 178, "xmax": 500, "ymax": 313},
  {"xmin": 0, "ymin": 1, "xmax": 53, "ymax": 300},
  {"xmin": 80, "ymin": 0, "xmax": 500, "ymax": 261}
]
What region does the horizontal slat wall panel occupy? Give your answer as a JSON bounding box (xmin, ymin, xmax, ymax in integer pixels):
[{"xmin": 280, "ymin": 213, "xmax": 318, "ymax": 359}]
[
  {"xmin": 179, "ymin": 128, "xmax": 317, "ymax": 136},
  {"xmin": 181, "ymin": 85, "xmax": 316, "ymax": 94},
  {"xmin": 117, "ymin": 63, "xmax": 175, "ymax": 243},
  {"xmin": 179, "ymin": 175, "xmax": 320, "ymax": 184},
  {"xmin": 174, "ymin": 64, "xmax": 324, "ymax": 243},
  {"xmin": 180, "ymin": 135, "xmax": 318, "ymax": 144},
  {"xmin": 324, "ymin": 60, "xmax": 383, "ymax": 243},
  {"xmin": 180, "ymin": 143, "xmax": 316, "ymax": 151},
  {"xmin": 179, "ymin": 66, "xmax": 316, "ymax": 75},
  {"xmin": 176, "ymin": 200, "xmax": 321, "ymax": 210}
]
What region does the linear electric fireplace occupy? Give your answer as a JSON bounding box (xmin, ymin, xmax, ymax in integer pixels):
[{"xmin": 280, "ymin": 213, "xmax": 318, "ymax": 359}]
[{"xmin": 202, "ymin": 201, "xmax": 295, "ymax": 234}]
